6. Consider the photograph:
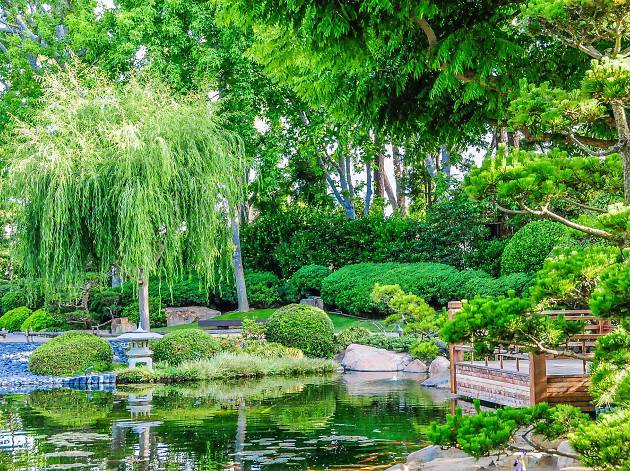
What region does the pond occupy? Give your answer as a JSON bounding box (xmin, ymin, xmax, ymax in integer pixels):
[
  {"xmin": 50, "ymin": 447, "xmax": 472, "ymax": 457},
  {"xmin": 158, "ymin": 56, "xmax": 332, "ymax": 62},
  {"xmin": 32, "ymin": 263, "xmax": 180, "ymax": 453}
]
[{"xmin": 0, "ymin": 372, "xmax": 450, "ymax": 470}]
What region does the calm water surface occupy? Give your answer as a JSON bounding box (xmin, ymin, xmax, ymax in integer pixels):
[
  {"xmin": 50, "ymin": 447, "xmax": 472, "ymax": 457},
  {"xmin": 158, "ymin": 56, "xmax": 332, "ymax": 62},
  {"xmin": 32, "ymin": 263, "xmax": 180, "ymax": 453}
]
[{"xmin": 0, "ymin": 373, "xmax": 449, "ymax": 470}]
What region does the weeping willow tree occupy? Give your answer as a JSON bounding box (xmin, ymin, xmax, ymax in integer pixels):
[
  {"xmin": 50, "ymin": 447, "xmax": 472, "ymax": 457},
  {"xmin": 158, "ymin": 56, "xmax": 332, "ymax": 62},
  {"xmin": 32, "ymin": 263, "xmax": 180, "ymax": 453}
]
[{"xmin": 4, "ymin": 67, "xmax": 245, "ymax": 330}]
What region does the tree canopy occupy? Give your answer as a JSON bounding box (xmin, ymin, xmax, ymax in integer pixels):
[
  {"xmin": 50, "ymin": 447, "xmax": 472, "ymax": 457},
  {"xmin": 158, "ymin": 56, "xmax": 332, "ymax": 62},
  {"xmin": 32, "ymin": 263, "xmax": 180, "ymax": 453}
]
[{"xmin": 3, "ymin": 67, "xmax": 244, "ymax": 298}]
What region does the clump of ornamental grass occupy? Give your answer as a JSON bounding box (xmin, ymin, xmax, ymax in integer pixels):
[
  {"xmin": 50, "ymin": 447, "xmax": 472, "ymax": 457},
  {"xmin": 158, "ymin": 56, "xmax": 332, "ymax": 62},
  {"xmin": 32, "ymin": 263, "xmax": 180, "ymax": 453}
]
[{"xmin": 115, "ymin": 352, "xmax": 337, "ymax": 384}]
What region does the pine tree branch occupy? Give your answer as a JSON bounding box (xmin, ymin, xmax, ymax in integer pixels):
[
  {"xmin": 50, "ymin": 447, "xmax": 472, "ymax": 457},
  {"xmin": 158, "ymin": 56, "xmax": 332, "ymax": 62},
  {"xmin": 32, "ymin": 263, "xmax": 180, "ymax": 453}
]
[
  {"xmin": 518, "ymin": 201, "xmax": 617, "ymax": 240},
  {"xmin": 569, "ymin": 133, "xmax": 626, "ymax": 158},
  {"xmin": 560, "ymin": 198, "xmax": 607, "ymax": 213}
]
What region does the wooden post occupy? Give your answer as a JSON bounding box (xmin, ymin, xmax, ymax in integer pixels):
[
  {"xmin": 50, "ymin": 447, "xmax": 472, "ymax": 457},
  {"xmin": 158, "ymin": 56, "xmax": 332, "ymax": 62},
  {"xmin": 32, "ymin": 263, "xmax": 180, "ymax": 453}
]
[
  {"xmin": 448, "ymin": 301, "xmax": 464, "ymax": 395},
  {"xmin": 529, "ymin": 353, "xmax": 547, "ymax": 405}
]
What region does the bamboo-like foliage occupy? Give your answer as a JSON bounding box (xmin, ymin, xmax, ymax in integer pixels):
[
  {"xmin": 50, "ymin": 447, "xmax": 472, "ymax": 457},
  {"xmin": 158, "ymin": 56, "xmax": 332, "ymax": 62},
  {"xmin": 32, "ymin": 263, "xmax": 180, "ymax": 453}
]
[{"xmin": 4, "ymin": 67, "xmax": 245, "ymax": 294}]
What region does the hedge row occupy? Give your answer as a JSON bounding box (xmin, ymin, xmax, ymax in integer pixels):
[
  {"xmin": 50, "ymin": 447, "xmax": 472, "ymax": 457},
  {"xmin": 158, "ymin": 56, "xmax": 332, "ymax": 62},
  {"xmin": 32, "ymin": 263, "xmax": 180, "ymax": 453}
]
[{"xmin": 321, "ymin": 262, "xmax": 533, "ymax": 316}]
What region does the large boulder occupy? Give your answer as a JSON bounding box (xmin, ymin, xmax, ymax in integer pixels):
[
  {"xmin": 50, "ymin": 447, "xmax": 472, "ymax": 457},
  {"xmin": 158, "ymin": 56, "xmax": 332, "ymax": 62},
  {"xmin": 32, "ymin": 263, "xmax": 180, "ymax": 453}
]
[
  {"xmin": 165, "ymin": 306, "xmax": 220, "ymax": 327},
  {"xmin": 403, "ymin": 359, "xmax": 428, "ymax": 373},
  {"xmin": 341, "ymin": 344, "xmax": 413, "ymax": 372},
  {"xmin": 429, "ymin": 356, "xmax": 450, "ymax": 377}
]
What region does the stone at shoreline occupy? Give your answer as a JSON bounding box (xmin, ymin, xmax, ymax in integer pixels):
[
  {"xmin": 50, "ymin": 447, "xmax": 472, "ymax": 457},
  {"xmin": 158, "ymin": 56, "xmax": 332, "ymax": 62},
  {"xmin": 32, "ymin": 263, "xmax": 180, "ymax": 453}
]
[
  {"xmin": 341, "ymin": 344, "xmax": 413, "ymax": 372},
  {"xmin": 387, "ymin": 444, "xmax": 592, "ymax": 471},
  {"xmin": 422, "ymin": 373, "xmax": 450, "ymax": 388},
  {"xmin": 403, "ymin": 359, "xmax": 428, "ymax": 373},
  {"xmin": 165, "ymin": 306, "xmax": 220, "ymax": 327},
  {"xmin": 429, "ymin": 356, "xmax": 450, "ymax": 377}
]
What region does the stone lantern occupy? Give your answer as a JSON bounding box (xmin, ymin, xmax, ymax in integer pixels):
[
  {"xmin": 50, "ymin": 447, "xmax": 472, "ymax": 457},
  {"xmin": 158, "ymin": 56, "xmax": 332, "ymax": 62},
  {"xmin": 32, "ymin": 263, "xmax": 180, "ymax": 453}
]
[{"xmin": 117, "ymin": 328, "xmax": 163, "ymax": 370}]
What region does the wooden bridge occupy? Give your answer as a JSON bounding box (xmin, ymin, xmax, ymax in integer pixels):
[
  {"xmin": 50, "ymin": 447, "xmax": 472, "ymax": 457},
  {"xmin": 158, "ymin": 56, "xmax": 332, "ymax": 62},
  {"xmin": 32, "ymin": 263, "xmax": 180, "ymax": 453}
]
[{"xmin": 447, "ymin": 301, "xmax": 614, "ymax": 411}]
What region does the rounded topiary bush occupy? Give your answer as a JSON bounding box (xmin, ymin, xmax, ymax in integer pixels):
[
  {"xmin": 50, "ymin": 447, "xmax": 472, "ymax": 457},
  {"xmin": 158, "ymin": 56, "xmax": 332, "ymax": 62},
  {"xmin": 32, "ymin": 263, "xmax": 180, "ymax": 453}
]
[
  {"xmin": 1, "ymin": 290, "xmax": 27, "ymax": 314},
  {"xmin": 29, "ymin": 331, "xmax": 113, "ymax": 375},
  {"xmin": 266, "ymin": 304, "xmax": 335, "ymax": 358},
  {"xmin": 152, "ymin": 329, "xmax": 220, "ymax": 366},
  {"xmin": 0, "ymin": 306, "xmax": 33, "ymax": 331},
  {"xmin": 21, "ymin": 309, "xmax": 64, "ymax": 332},
  {"xmin": 501, "ymin": 221, "xmax": 570, "ymax": 275},
  {"xmin": 287, "ymin": 265, "xmax": 332, "ymax": 300}
]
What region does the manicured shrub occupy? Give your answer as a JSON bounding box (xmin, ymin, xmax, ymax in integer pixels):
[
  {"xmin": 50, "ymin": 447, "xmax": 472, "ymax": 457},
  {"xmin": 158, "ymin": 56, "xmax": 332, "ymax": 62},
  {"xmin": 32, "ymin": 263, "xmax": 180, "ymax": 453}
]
[
  {"xmin": 241, "ymin": 318, "xmax": 267, "ymax": 340},
  {"xmin": 501, "ymin": 220, "xmax": 570, "ymax": 275},
  {"xmin": 1, "ymin": 290, "xmax": 27, "ymax": 314},
  {"xmin": 334, "ymin": 326, "xmax": 372, "ymax": 351},
  {"xmin": 122, "ymin": 296, "xmax": 167, "ymax": 328},
  {"xmin": 321, "ymin": 262, "xmax": 534, "ymax": 316},
  {"xmin": 29, "ymin": 331, "xmax": 113, "ymax": 375},
  {"xmin": 152, "ymin": 329, "xmax": 221, "ymax": 366},
  {"xmin": 244, "ymin": 271, "xmax": 282, "ymax": 308},
  {"xmin": 410, "ymin": 340, "xmax": 440, "ymax": 362},
  {"xmin": 356, "ymin": 334, "xmax": 419, "ymax": 353},
  {"xmin": 241, "ymin": 340, "xmax": 304, "ymax": 359},
  {"xmin": 0, "ymin": 306, "xmax": 32, "ymax": 331},
  {"xmin": 287, "ymin": 265, "xmax": 333, "ymax": 300},
  {"xmin": 21, "ymin": 309, "xmax": 64, "ymax": 332},
  {"xmin": 266, "ymin": 304, "xmax": 335, "ymax": 358}
]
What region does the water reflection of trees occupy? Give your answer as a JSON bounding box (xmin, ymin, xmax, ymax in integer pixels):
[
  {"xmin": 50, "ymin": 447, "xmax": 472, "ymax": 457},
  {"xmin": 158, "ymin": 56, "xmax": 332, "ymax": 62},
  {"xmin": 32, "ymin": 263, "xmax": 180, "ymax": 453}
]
[{"xmin": 0, "ymin": 373, "xmax": 449, "ymax": 470}]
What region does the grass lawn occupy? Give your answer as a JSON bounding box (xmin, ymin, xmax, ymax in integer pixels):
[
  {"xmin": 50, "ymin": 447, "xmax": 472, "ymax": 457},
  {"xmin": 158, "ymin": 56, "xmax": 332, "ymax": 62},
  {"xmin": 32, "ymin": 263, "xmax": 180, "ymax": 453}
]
[{"xmin": 156, "ymin": 307, "xmax": 392, "ymax": 333}]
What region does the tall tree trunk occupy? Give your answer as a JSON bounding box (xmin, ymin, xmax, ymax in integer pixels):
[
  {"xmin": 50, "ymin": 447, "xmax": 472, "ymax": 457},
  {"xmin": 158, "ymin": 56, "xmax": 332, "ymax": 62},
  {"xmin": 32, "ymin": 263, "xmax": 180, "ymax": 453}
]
[
  {"xmin": 440, "ymin": 146, "xmax": 451, "ymax": 177},
  {"xmin": 374, "ymin": 154, "xmax": 384, "ymax": 199},
  {"xmin": 392, "ymin": 146, "xmax": 406, "ymax": 215},
  {"xmin": 612, "ymin": 104, "xmax": 630, "ymax": 205},
  {"xmin": 231, "ymin": 207, "xmax": 249, "ymax": 312},
  {"xmin": 383, "ymin": 171, "xmax": 398, "ymax": 211},
  {"xmin": 364, "ymin": 160, "xmax": 373, "ymax": 216},
  {"xmin": 138, "ymin": 268, "xmax": 150, "ymax": 331}
]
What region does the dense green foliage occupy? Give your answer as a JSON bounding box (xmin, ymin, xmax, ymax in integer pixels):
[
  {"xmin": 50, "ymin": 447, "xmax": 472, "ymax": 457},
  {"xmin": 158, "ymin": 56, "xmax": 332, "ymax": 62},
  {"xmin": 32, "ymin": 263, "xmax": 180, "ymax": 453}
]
[
  {"xmin": 429, "ymin": 401, "xmax": 588, "ymax": 458},
  {"xmin": 20, "ymin": 309, "xmax": 64, "ymax": 332},
  {"xmin": 0, "ymin": 306, "xmax": 32, "ymax": 331},
  {"xmin": 266, "ymin": 304, "xmax": 335, "ymax": 358},
  {"xmin": 321, "ymin": 263, "xmax": 533, "ymax": 315},
  {"xmin": 500, "ymin": 221, "xmax": 570, "ymax": 275},
  {"xmin": 4, "ymin": 68, "xmax": 244, "ymax": 327},
  {"xmin": 334, "ymin": 326, "xmax": 372, "ymax": 352},
  {"xmin": 286, "ymin": 265, "xmax": 332, "ymax": 300},
  {"xmin": 1, "ymin": 291, "xmax": 27, "ymax": 314},
  {"xmin": 152, "ymin": 329, "xmax": 221, "ymax": 366},
  {"xmin": 241, "ymin": 198, "xmax": 502, "ymax": 277},
  {"xmin": 28, "ymin": 332, "xmax": 113, "ymax": 375},
  {"xmin": 242, "ymin": 271, "xmax": 283, "ymax": 308}
]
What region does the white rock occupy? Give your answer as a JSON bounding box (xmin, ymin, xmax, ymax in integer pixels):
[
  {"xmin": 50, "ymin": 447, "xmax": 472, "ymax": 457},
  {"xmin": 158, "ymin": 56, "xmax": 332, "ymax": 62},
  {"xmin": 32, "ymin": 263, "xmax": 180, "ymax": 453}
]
[
  {"xmin": 557, "ymin": 440, "xmax": 582, "ymax": 470},
  {"xmin": 403, "ymin": 359, "xmax": 428, "ymax": 373},
  {"xmin": 429, "ymin": 356, "xmax": 450, "ymax": 377},
  {"xmin": 406, "ymin": 445, "xmax": 442, "ymax": 464},
  {"xmin": 341, "ymin": 344, "xmax": 413, "ymax": 372},
  {"xmin": 165, "ymin": 306, "xmax": 221, "ymax": 327}
]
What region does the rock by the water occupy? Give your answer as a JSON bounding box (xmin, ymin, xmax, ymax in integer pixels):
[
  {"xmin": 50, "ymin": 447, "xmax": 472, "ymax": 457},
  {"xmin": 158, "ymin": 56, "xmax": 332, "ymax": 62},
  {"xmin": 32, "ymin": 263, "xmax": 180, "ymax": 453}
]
[
  {"xmin": 406, "ymin": 445, "xmax": 441, "ymax": 464},
  {"xmin": 165, "ymin": 306, "xmax": 220, "ymax": 327},
  {"xmin": 422, "ymin": 373, "xmax": 450, "ymax": 389},
  {"xmin": 403, "ymin": 359, "xmax": 428, "ymax": 373},
  {"xmin": 429, "ymin": 356, "xmax": 450, "ymax": 377},
  {"xmin": 341, "ymin": 344, "xmax": 413, "ymax": 372}
]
